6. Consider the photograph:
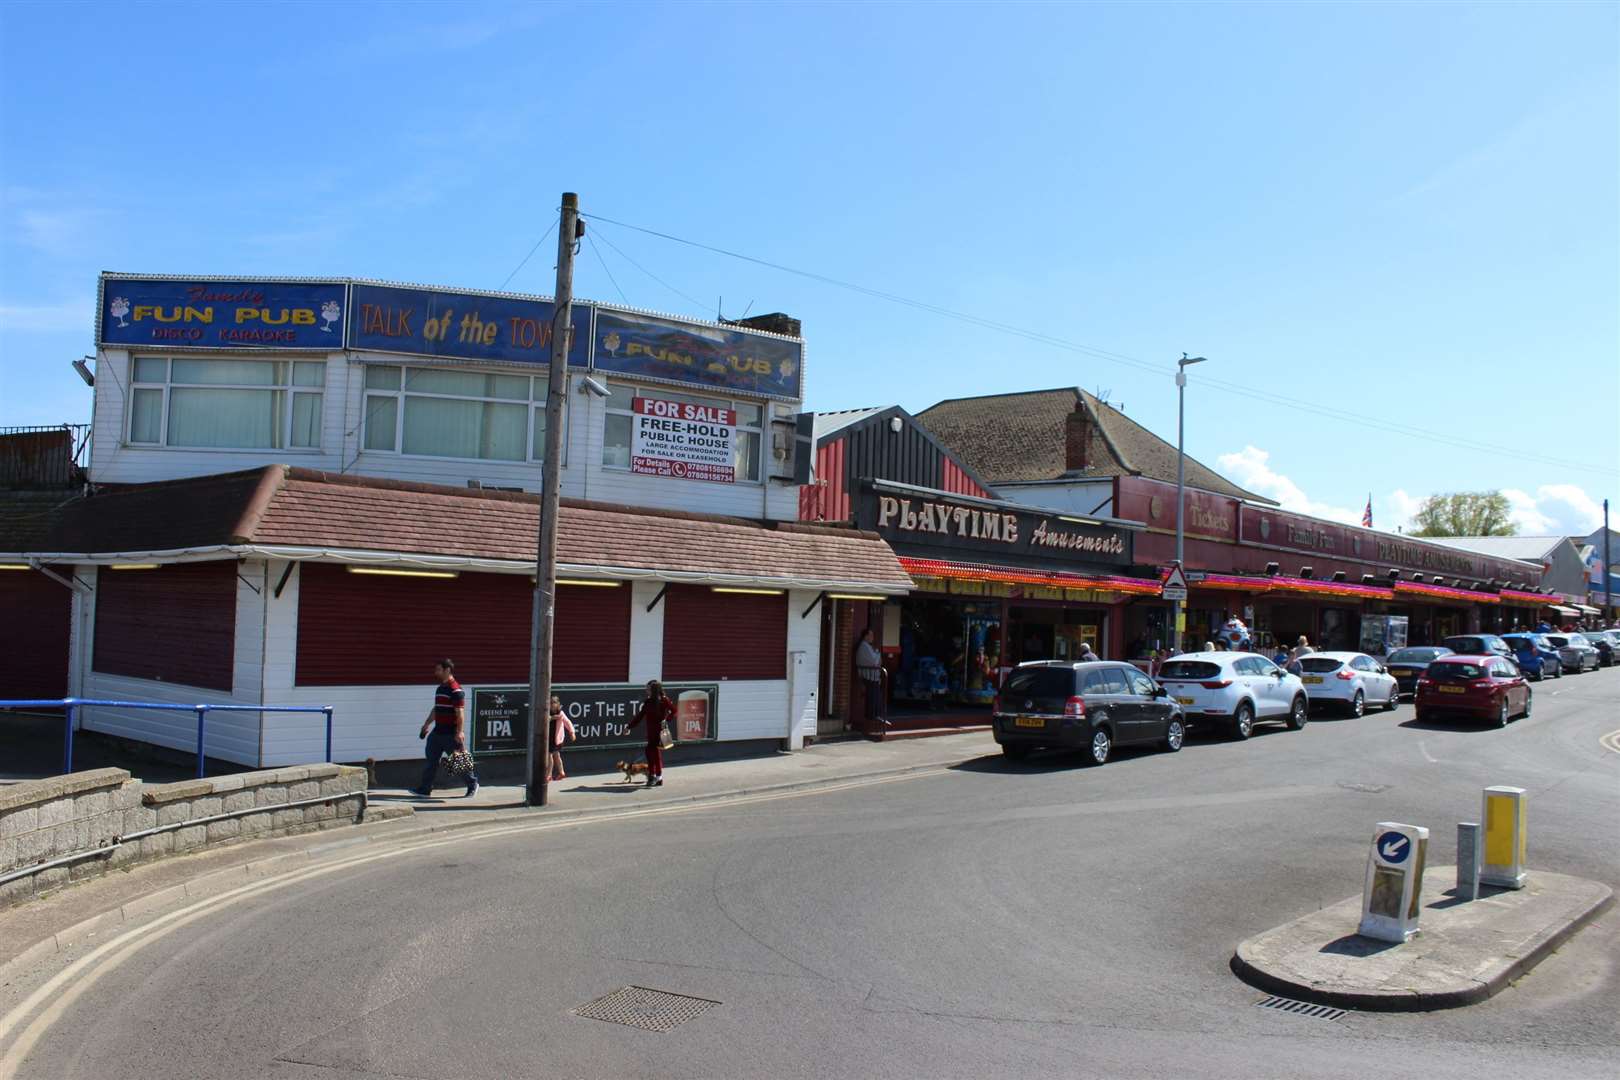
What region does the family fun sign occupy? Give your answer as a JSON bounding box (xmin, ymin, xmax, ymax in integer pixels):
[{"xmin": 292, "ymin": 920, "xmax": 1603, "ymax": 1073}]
[
  {"xmin": 99, "ymin": 277, "xmax": 346, "ymax": 350},
  {"xmin": 630, "ymin": 396, "xmax": 737, "ymax": 483}
]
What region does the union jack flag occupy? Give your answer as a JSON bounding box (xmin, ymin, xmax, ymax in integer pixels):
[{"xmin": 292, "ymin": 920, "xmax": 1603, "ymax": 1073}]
[{"xmin": 1362, "ymin": 495, "xmax": 1373, "ymax": 528}]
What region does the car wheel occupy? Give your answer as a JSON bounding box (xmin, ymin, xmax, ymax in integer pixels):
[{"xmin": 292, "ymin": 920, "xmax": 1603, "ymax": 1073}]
[
  {"xmin": 1285, "ymin": 695, "xmax": 1308, "ymax": 731},
  {"xmin": 1001, "ymin": 742, "xmax": 1031, "ymax": 761},
  {"xmin": 1231, "ymin": 702, "xmax": 1254, "ymax": 741},
  {"xmin": 1088, "ymin": 727, "xmax": 1112, "ymax": 766},
  {"xmin": 1349, "ymin": 690, "xmax": 1365, "ymax": 718},
  {"xmin": 1163, "ymin": 717, "xmax": 1184, "ymax": 753},
  {"xmin": 1383, "ymin": 685, "xmax": 1399, "ymax": 711},
  {"xmin": 1553, "ymin": 661, "xmax": 1561, "ymax": 678},
  {"xmin": 1494, "ymin": 696, "xmax": 1509, "ymax": 728},
  {"xmin": 1520, "ymin": 692, "xmax": 1532, "ymax": 720}
]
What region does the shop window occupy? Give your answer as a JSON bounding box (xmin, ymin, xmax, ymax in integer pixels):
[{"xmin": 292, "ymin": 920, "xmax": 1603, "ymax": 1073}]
[
  {"xmin": 128, "ymin": 357, "xmax": 325, "ymax": 450},
  {"xmin": 601, "ymin": 380, "xmax": 764, "ymax": 482},
  {"xmin": 662, "ymin": 585, "xmax": 786, "ymax": 680},
  {"xmin": 362, "ymin": 365, "xmax": 562, "ymax": 463}
]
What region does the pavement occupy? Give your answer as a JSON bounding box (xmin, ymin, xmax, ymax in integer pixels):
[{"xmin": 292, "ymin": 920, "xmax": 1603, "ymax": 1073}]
[{"xmin": 1233, "ymin": 864, "xmax": 1614, "ymax": 1010}]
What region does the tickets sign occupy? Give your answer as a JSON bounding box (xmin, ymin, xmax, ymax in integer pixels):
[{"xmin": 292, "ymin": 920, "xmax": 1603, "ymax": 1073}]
[{"xmin": 630, "ymin": 396, "xmax": 737, "ymax": 483}]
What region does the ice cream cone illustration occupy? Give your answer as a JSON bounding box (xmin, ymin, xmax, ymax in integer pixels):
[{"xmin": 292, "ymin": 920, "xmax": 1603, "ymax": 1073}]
[
  {"xmin": 320, "ymin": 299, "xmax": 341, "ymax": 332},
  {"xmin": 109, "ymin": 297, "xmax": 130, "ymax": 328}
]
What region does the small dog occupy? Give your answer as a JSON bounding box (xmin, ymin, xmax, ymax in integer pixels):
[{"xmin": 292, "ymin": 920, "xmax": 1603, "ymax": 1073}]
[{"xmin": 617, "ymin": 760, "xmax": 651, "ymax": 784}]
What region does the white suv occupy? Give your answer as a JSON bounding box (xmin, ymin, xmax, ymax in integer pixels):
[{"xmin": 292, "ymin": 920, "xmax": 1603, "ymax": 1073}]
[{"xmin": 1156, "ymin": 651, "xmax": 1309, "ymax": 739}]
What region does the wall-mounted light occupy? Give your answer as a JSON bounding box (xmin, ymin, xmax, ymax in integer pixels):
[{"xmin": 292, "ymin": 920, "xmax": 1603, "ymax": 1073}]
[
  {"xmin": 556, "ymin": 578, "xmax": 621, "ymax": 587},
  {"xmin": 0, "ymin": 563, "xmax": 31, "ymax": 571},
  {"xmin": 888, "ymin": 415, "xmax": 903, "ymax": 434},
  {"xmin": 1411, "ymin": 573, "xmax": 1425, "ymax": 582},
  {"xmin": 1058, "ymin": 515, "xmax": 1094, "ymax": 525},
  {"xmin": 712, "ymin": 586, "xmax": 784, "ymax": 596},
  {"xmin": 1361, "ymin": 574, "xmax": 1376, "ymax": 585},
  {"xmin": 72, "ymin": 357, "xmax": 95, "ymax": 387},
  {"xmin": 1299, "ymin": 566, "xmax": 1314, "ymax": 579},
  {"xmin": 1265, "ymin": 562, "xmax": 1280, "ymax": 575},
  {"xmin": 347, "ymin": 567, "xmax": 458, "ymax": 579},
  {"xmin": 1387, "ymin": 568, "xmax": 1400, "ymax": 580},
  {"xmin": 109, "ymin": 563, "xmax": 160, "ymax": 571},
  {"xmin": 1332, "ymin": 571, "xmax": 1347, "ymax": 582},
  {"xmin": 827, "ymin": 593, "xmax": 887, "ymax": 601}
]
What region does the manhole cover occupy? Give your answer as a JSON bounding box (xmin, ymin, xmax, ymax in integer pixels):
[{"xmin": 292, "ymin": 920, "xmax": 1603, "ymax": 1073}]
[
  {"xmin": 1255, "ymin": 994, "xmax": 1345, "ymax": 1021},
  {"xmin": 573, "ymin": 986, "xmax": 720, "ymax": 1033}
]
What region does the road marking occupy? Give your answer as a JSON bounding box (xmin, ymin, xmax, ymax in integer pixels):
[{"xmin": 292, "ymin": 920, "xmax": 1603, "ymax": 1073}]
[
  {"xmin": 0, "ymin": 766, "xmax": 945, "ymax": 1077},
  {"xmin": 1600, "ymin": 728, "xmax": 1620, "ymax": 756},
  {"xmin": 1418, "ymin": 740, "xmax": 1440, "ymax": 764}
]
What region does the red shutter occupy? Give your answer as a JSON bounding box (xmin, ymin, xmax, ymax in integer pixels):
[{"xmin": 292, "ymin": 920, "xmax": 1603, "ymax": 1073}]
[
  {"xmin": 295, "ymin": 564, "xmax": 629, "ymax": 686},
  {"xmin": 0, "ymin": 568, "xmax": 72, "ymax": 699},
  {"xmin": 94, "ymin": 562, "xmax": 236, "ymax": 691},
  {"xmin": 662, "ymin": 585, "xmax": 787, "ymax": 680}
]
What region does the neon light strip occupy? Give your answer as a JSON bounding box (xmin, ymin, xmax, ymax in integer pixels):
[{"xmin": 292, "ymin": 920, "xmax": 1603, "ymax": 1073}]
[
  {"xmin": 1499, "ymin": 590, "xmax": 1555, "ymax": 605},
  {"xmin": 1395, "ymin": 581, "xmax": 1499, "ymax": 604},
  {"xmin": 896, "ymin": 557, "xmax": 1163, "ymax": 595}
]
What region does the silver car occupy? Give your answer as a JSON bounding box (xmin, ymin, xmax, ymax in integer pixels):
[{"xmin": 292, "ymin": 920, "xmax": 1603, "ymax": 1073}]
[{"xmin": 1544, "ymin": 633, "xmax": 1599, "ymax": 673}]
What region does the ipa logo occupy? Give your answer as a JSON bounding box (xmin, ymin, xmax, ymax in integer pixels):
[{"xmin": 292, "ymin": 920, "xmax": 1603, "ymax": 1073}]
[{"xmin": 677, "ymin": 690, "xmax": 709, "ymax": 741}]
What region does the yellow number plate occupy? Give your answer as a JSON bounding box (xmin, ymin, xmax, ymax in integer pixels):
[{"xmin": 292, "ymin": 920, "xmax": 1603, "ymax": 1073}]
[
  {"xmin": 1014, "ymin": 716, "xmax": 1044, "ymax": 728},
  {"xmin": 1439, "ymin": 685, "xmax": 1466, "ymax": 694},
  {"xmin": 1174, "ymin": 696, "xmax": 1195, "ymax": 705},
  {"xmin": 1302, "ymin": 676, "xmax": 1323, "ymax": 685}
]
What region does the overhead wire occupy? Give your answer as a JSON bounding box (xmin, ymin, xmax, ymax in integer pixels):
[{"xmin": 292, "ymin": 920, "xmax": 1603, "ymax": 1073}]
[
  {"xmin": 497, "ymin": 218, "xmax": 559, "ymax": 291},
  {"xmin": 587, "ymin": 222, "xmax": 711, "ymax": 315},
  {"xmin": 583, "ymin": 233, "xmax": 629, "ymax": 306},
  {"xmin": 578, "ymin": 210, "xmax": 1615, "ymax": 479}
]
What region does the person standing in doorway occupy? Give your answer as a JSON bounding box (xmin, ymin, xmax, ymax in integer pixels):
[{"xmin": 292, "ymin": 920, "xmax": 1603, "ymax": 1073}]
[
  {"xmin": 628, "ymin": 680, "xmax": 674, "ymax": 787},
  {"xmin": 855, "ymin": 627, "xmax": 886, "ymax": 729},
  {"xmin": 548, "ymin": 695, "xmax": 574, "ymax": 782},
  {"xmin": 412, "ymin": 659, "xmax": 478, "ymax": 798},
  {"xmin": 1078, "ymin": 640, "xmax": 1099, "ymax": 662}
]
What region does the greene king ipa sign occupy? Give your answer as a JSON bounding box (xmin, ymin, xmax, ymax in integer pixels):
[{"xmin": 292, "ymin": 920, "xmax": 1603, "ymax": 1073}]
[{"xmin": 469, "ymin": 683, "xmax": 719, "ymax": 755}]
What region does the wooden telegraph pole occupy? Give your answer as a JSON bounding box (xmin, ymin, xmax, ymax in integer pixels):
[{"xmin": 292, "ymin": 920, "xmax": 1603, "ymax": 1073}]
[{"xmin": 526, "ymin": 192, "xmax": 580, "ymax": 807}]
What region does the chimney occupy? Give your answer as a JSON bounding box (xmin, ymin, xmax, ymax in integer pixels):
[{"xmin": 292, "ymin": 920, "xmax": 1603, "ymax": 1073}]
[
  {"xmin": 1064, "ymin": 403, "xmax": 1090, "ymax": 472},
  {"xmin": 725, "ymin": 312, "xmax": 801, "ymax": 338}
]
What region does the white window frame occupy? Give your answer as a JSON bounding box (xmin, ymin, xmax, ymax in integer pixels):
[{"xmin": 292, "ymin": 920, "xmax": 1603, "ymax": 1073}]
[
  {"xmin": 360, "ymin": 362, "xmax": 567, "ymax": 465},
  {"xmin": 601, "ymin": 379, "xmax": 765, "ymax": 484},
  {"xmin": 125, "ymin": 354, "xmax": 326, "ymax": 451}
]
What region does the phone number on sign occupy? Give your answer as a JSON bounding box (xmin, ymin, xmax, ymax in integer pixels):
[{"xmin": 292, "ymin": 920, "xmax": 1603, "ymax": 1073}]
[{"xmin": 631, "ymin": 457, "xmax": 736, "ymax": 482}]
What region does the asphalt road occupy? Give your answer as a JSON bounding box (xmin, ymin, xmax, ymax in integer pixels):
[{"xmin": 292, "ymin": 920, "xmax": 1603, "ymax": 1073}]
[{"xmin": 4, "ymin": 669, "xmax": 1618, "ymax": 1079}]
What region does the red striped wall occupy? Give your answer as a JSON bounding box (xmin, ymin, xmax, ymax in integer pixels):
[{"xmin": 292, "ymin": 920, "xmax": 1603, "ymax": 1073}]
[
  {"xmin": 0, "ymin": 568, "xmax": 72, "ymax": 699},
  {"xmin": 662, "ymin": 585, "xmax": 787, "ymax": 680},
  {"xmin": 942, "ymin": 458, "xmax": 991, "ymax": 499}
]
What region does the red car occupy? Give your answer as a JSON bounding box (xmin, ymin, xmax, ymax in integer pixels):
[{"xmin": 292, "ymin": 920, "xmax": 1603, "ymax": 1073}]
[{"xmin": 1414, "ymin": 654, "xmax": 1531, "ymax": 728}]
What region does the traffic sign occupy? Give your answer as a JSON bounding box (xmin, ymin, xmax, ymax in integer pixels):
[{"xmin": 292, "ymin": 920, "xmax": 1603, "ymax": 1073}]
[
  {"xmin": 1162, "ymin": 563, "xmax": 1190, "ymax": 601},
  {"xmin": 1376, "ymin": 830, "xmax": 1412, "ymax": 864}
]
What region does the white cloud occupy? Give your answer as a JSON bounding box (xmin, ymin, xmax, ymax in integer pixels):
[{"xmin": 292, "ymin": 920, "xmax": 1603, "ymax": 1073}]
[
  {"xmin": 1216, "ymin": 445, "xmax": 1364, "ymax": 525},
  {"xmin": 1501, "ymin": 485, "xmax": 1604, "ymax": 535}
]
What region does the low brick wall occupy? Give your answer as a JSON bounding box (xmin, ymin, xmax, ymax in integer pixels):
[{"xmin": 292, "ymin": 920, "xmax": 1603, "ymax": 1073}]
[{"xmin": 0, "ymin": 764, "xmax": 369, "ymax": 907}]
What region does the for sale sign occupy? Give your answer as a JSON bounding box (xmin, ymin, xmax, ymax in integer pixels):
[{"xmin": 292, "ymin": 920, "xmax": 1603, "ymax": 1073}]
[{"xmin": 630, "ymin": 396, "xmax": 736, "ymax": 483}]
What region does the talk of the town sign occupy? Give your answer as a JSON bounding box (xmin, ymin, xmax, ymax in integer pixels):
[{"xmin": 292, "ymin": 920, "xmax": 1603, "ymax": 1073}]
[{"xmin": 858, "ymin": 486, "xmax": 1133, "ymax": 569}]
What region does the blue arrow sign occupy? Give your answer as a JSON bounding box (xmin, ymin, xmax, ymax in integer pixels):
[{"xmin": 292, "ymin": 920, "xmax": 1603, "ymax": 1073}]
[{"xmin": 1376, "ymin": 830, "xmax": 1411, "ymax": 864}]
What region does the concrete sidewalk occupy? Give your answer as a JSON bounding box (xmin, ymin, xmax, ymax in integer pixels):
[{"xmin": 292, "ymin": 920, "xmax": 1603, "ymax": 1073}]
[
  {"xmin": 0, "ymin": 731, "xmax": 998, "ymax": 982},
  {"xmin": 1232, "ymin": 864, "xmax": 1614, "ymax": 1011}
]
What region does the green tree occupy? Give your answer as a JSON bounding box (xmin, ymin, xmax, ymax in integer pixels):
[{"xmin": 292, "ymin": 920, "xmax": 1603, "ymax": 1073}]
[{"xmin": 1408, "ymin": 492, "xmax": 1516, "ymax": 537}]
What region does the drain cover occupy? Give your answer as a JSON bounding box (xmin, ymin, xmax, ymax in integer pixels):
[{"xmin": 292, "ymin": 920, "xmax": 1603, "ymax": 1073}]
[
  {"xmin": 1255, "ymin": 994, "xmax": 1346, "ymax": 1021},
  {"xmin": 574, "ymin": 986, "xmax": 721, "ymax": 1033}
]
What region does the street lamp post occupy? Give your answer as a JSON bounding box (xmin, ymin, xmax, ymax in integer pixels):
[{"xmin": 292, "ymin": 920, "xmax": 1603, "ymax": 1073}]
[{"xmin": 1174, "ymin": 354, "xmax": 1208, "ymax": 654}]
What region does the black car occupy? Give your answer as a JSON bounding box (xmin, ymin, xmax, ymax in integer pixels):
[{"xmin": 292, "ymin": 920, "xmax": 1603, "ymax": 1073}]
[
  {"xmin": 993, "ymin": 661, "xmax": 1183, "ymax": 766},
  {"xmin": 1384, "ymin": 645, "xmax": 1454, "ymax": 698},
  {"xmin": 1441, "ymin": 634, "xmax": 1515, "ymax": 662},
  {"xmin": 1584, "ymin": 629, "xmax": 1617, "ymax": 667}
]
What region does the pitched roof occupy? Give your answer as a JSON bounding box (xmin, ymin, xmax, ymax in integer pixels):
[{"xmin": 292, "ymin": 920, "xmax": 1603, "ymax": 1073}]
[
  {"xmin": 1422, "ymin": 535, "xmax": 1572, "ymax": 562},
  {"xmin": 915, "ymin": 387, "xmax": 1273, "ymax": 503},
  {"xmin": 1, "ymin": 466, "xmax": 913, "ymax": 592},
  {"xmin": 812, "ymin": 408, "xmax": 887, "ymax": 441}
]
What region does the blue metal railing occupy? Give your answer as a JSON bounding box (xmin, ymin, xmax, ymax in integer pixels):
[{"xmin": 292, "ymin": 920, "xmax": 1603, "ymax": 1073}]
[{"xmin": 0, "ymin": 698, "xmax": 335, "ymax": 778}]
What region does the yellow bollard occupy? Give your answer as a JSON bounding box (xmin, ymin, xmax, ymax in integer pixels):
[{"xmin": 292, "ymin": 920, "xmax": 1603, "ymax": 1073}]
[{"xmin": 1480, "ymin": 786, "xmax": 1527, "ymax": 889}]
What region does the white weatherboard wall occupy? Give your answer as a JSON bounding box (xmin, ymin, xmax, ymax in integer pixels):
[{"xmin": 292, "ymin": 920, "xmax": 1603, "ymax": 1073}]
[
  {"xmin": 90, "ymin": 352, "xmax": 800, "ymax": 520},
  {"xmin": 255, "ymin": 567, "xmax": 823, "ymax": 764},
  {"xmin": 77, "ymin": 560, "xmax": 273, "ymax": 767}
]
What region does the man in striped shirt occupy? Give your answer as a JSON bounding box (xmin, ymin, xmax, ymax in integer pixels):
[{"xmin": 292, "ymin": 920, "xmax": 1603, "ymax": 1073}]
[{"xmin": 411, "ymin": 658, "xmax": 479, "ymax": 798}]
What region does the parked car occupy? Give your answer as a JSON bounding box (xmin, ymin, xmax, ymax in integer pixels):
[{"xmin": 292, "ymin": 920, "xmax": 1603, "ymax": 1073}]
[
  {"xmin": 1294, "ymin": 652, "xmax": 1401, "ymax": 716},
  {"xmin": 1543, "ymin": 633, "xmax": 1599, "ymax": 673},
  {"xmin": 1155, "ymin": 652, "xmax": 1309, "ymax": 739},
  {"xmin": 1415, "ymin": 655, "xmax": 1532, "ymax": 728},
  {"xmin": 1441, "ymin": 634, "xmax": 1515, "ymax": 662},
  {"xmin": 1384, "ymin": 645, "xmax": 1454, "ymax": 698},
  {"xmin": 992, "ymin": 661, "xmax": 1184, "ymax": 765},
  {"xmin": 1501, "ymin": 633, "xmax": 1562, "ymax": 680},
  {"xmin": 1580, "ymin": 629, "xmax": 1615, "ymax": 667}
]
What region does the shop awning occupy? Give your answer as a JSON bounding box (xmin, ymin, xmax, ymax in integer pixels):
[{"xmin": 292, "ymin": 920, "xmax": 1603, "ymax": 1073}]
[
  {"xmin": 1574, "ymin": 604, "xmax": 1600, "ymax": 616},
  {"xmin": 1548, "ymin": 604, "xmax": 1580, "ymax": 617},
  {"xmin": 898, "ymin": 556, "xmax": 1162, "ymax": 597},
  {"xmin": 0, "ymin": 465, "xmax": 916, "ymax": 595}
]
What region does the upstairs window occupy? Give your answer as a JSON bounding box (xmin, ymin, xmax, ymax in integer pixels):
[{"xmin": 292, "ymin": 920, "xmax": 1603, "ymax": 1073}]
[
  {"xmin": 128, "ymin": 357, "xmax": 325, "ymax": 449},
  {"xmin": 601, "ymin": 380, "xmax": 764, "ymax": 482},
  {"xmin": 362, "ymin": 365, "xmax": 561, "ymax": 463}
]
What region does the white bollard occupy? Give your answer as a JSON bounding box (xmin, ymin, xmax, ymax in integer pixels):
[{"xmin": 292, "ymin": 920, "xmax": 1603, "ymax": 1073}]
[
  {"xmin": 1481, "ymin": 786, "xmax": 1527, "ymax": 889},
  {"xmin": 1358, "ymin": 822, "xmax": 1429, "ymax": 943}
]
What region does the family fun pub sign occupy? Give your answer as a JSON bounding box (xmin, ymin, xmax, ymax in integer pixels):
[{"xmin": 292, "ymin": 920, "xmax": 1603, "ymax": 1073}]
[{"xmin": 855, "ymin": 484, "xmax": 1134, "ymax": 570}]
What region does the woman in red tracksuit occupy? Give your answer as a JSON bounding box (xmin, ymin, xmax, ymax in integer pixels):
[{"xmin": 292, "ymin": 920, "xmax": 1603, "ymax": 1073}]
[{"xmin": 629, "ymin": 679, "xmax": 674, "ymax": 787}]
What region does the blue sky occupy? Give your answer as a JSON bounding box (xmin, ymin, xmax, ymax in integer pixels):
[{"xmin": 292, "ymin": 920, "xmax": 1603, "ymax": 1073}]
[{"xmin": 3, "ymin": 1, "xmax": 1615, "ymax": 534}]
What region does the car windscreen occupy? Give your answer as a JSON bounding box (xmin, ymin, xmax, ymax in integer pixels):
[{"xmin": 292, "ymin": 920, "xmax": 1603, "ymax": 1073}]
[
  {"xmin": 1297, "ymin": 657, "xmax": 1344, "ymax": 673},
  {"xmin": 1002, "ymin": 668, "xmax": 1075, "ymax": 698},
  {"xmin": 1429, "ymin": 661, "xmax": 1485, "ymax": 679},
  {"xmin": 1545, "ymin": 636, "xmax": 1569, "ymax": 647},
  {"xmin": 1158, "ymin": 661, "xmax": 1221, "ymax": 680},
  {"xmin": 1566, "ymin": 634, "xmax": 1589, "ymax": 645},
  {"xmin": 1444, "ymin": 637, "xmax": 1488, "ymax": 653},
  {"xmin": 1388, "ymin": 648, "xmax": 1446, "ymax": 663}
]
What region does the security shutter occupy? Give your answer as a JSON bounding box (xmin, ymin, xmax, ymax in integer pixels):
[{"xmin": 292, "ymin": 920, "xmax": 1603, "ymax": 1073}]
[
  {"xmin": 295, "ymin": 564, "xmax": 628, "ymax": 686},
  {"xmin": 94, "ymin": 562, "xmax": 236, "ymax": 691},
  {"xmin": 0, "ymin": 568, "xmax": 72, "ymax": 699},
  {"xmin": 662, "ymin": 584, "xmax": 787, "ymax": 680}
]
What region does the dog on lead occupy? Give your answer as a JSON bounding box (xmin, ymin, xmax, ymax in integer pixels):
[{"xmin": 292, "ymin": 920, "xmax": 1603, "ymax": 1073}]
[{"xmin": 617, "ymin": 760, "xmax": 652, "ymax": 784}]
